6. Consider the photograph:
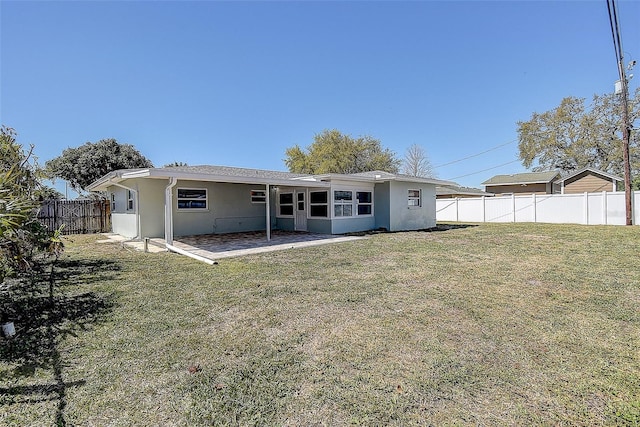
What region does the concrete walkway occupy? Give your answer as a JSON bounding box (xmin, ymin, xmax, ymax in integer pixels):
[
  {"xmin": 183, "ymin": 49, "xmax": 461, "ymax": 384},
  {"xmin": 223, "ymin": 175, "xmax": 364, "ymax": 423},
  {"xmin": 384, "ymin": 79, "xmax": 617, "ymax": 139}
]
[{"xmin": 98, "ymin": 231, "xmax": 365, "ymax": 261}]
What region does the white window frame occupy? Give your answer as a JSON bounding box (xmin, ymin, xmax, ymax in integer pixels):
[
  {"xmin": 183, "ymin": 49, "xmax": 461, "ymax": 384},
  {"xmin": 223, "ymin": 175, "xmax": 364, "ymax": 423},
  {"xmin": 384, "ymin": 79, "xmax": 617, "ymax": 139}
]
[
  {"xmin": 127, "ymin": 190, "xmax": 135, "ymax": 211},
  {"xmin": 356, "ymin": 191, "xmax": 373, "ymax": 216},
  {"xmin": 251, "ymin": 189, "xmax": 266, "ymax": 204},
  {"xmin": 309, "ymin": 190, "xmax": 329, "ymax": 218},
  {"xmin": 334, "ymin": 190, "xmax": 353, "ymax": 217},
  {"xmin": 278, "ymin": 192, "xmax": 294, "ymax": 217},
  {"xmin": 177, "ymin": 187, "xmax": 208, "ymax": 211},
  {"xmin": 408, "ymin": 189, "xmax": 421, "ymax": 208},
  {"xmin": 111, "ymin": 193, "xmax": 116, "ymax": 211}
]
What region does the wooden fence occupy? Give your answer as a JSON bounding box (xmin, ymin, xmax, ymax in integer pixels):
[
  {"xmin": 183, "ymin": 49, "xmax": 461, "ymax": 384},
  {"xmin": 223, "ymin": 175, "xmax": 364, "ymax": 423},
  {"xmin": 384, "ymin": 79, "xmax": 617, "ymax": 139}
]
[{"xmin": 37, "ymin": 199, "xmax": 111, "ymax": 235}]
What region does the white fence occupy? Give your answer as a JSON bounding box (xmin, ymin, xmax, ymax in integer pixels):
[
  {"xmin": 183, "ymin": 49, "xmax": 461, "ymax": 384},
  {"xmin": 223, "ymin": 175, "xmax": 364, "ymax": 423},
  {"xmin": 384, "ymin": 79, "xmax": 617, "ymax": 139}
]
[{"xmin": 436, "ymin": 191, "xmax": 640, "ymax": 225}]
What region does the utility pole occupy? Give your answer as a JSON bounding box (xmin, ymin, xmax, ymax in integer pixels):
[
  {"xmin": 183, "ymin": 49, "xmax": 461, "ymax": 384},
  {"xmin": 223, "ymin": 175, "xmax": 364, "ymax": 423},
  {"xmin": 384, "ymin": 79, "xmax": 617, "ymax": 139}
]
[
  {"xmin": 618, "ymin": 60, "xmax": 633, "ymax": 225},
  {"xmin": 607, "ymin": 0, "xmax": 633, "ymax": 225}
]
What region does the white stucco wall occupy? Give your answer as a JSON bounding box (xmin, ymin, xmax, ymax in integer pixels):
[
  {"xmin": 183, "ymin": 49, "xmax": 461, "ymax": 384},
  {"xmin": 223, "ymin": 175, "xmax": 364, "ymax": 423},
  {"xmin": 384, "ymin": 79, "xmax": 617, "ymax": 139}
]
[
  {"xmin": 172, "ymin": 181, "xmax": 271, "ymax": 236},
  {"xmin": 111, "ymin": 213, "xmax": 137, "ymax": 238},
  {"xmin": 388, "ymin": 181, "xmax": 436, "ymax": 231},
  {"xmin": 137, "ymin": 178, "xmax": 167, "ymax": 238}
]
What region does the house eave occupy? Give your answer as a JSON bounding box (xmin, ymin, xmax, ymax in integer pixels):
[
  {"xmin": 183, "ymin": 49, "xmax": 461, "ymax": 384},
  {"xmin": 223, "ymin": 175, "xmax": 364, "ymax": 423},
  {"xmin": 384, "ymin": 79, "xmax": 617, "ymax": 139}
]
[
  {"xmin": 305, "ymin": 173, "xmax": 456, "ymax": 186},
  {"xmin": 89, "ymin": 168, "xmax": 331, "ymax": 190},
  {"xmin": 483, "ymin": 180, "xmax": 557, "ymax": 186}
]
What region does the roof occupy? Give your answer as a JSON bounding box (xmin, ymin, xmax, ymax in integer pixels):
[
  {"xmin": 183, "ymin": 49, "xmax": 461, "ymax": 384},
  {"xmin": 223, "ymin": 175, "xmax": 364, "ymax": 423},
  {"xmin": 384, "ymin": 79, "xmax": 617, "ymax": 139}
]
[
  {"xmin": 436, "ymin": 185, "xmax": 492, "ymax": 197},
  {"xmin": 160, "ymin": 165, "xmax": 306, "ymax": 180},
  {"xmin": 88, "ymin": 165, "xmax": 456, "ymax": 192},
  {"xmin": 554, "ymin": 167, "xmax": 623, "ymax": 184},
  {"xmin": 482, "ymin": 171, "xmax": 561, "ymax": 186}
]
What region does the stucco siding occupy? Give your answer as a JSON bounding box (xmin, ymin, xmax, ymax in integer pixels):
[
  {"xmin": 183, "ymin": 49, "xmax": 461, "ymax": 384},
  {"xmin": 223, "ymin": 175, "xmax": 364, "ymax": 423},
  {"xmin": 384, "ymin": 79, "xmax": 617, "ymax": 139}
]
[
  {"xmin": 111, "ymin": 213, "xmax": 137, "ymax": 238},
  {"xmin": 173, "ymin": 181, "xmax": 270, "ymax": 236},
  {"xmin": 388, "ymin": 181, "xmax": 436, "ymax": 231},
  {"xmin": 276, "ymin": 217, "xmax": 294, "ymax": 231},
  {"xmin": 307, "ymin": 219, "xmax": 332, "ymax": 234},
  {"xmin": 374, "ymin": 182, "xmax": 391, "ymax": 231},
  {"xmin": 331, "ymin": 217, "xmax": 376, "ymax": 234},
  {"xmin": 136, "ymin": 178, "xmax": 167, "ymax": 238}
]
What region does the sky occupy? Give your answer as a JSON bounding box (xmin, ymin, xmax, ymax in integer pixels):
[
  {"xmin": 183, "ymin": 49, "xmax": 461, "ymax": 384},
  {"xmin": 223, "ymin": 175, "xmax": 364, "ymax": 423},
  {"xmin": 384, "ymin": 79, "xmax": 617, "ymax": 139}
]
[{"xmin": 1, "ymin": 0, "xmax": 639, "ymax": 196}]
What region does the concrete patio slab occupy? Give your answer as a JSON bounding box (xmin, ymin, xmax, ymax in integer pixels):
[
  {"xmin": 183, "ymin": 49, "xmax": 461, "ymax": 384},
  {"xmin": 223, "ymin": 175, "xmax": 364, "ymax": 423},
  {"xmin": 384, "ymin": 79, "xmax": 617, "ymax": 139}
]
[
  {"xmin": 169, "ymin": 231, "xmax": 365, "ymax": 260},
  {"xmin": 99, "ymin": 231, "xmax": 365, "ymax": 261}
]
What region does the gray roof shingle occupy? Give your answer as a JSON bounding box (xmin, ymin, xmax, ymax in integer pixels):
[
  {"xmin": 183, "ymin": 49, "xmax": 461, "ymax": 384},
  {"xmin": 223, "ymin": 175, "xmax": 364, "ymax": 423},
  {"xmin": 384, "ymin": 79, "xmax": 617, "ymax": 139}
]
[
  {"xmin": 482, "ymin": 171, "xmax": 561, "ymax": 185},
  {"xmin": 159, "ymin": 165, "xmax": 306, "ymax": 180}
]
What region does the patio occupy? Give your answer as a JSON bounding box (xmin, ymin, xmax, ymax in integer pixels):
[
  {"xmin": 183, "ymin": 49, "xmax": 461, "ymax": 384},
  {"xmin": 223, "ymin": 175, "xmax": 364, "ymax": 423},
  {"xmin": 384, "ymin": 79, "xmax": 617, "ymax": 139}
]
[{"xmin": 102, "ymin": 230, "xmax": 365, "ymax": 262}]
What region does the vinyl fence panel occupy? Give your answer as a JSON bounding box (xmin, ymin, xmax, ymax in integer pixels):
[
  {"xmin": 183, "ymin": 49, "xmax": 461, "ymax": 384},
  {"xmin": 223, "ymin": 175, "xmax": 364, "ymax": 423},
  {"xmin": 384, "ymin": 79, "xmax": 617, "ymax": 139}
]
[{"xmin": 436, "ymin": 191, "xmax": 640, "ymax": 226}]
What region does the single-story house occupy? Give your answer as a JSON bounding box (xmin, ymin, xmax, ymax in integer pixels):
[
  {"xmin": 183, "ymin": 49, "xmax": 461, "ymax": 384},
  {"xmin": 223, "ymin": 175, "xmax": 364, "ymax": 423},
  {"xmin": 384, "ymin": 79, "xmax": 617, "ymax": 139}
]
[
  {"xmin": 482, "ymin": 171, "xmax": 561, "ymax": 196},
  {"xmin": 436, "ymin": 185, "xmax": 493, "ymax": 199},
  {"xmin": 87, "ymin": 165, "xmax": 454, "ymax": 244},
  {"xmin": 554, "ymin": 167, "xmax": 623, "ymax": 194}
]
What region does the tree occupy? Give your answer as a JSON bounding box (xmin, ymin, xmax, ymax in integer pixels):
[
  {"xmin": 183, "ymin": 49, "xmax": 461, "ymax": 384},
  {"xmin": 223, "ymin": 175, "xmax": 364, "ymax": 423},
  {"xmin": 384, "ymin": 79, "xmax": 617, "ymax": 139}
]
[
  {"xmin": 164, "ymin": 161, "xmax": 188, "ymax": 167},
  {"xmin": 45, "ymin": 139, "xmax": 153, "ymax": 191},
  {"xmin": 517, "ymin": 89, "xmax": 640, "ymax": 178},
  {"xmin": 0, "ymin": 126, "xmax": 61, "ymax": 283},
  {"xmin": 284, "ymin": 129, "xmax": 400, "ymax": 174},
  {"xmin": 402, "ymin": 144, "xmax": 436, "ymax": 178}
]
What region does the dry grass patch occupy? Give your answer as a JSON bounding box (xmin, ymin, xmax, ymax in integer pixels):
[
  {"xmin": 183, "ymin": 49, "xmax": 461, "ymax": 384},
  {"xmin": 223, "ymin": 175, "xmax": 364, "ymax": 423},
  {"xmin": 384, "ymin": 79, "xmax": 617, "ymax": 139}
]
[{"xmin": 1, "ymin": 223, "xmax": 639, "ymax": 425}]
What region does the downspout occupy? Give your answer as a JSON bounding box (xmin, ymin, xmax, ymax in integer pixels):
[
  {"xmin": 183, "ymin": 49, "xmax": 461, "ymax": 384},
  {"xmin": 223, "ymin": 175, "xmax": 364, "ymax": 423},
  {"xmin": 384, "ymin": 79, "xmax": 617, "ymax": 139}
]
[
  {"xmin": 107, "ymin": 180, "xmax": 140, "ymax": 240},
  {"xmin": 165, "ymin": 177, "xmax": 178, "ymax": 245},
  {"xmin": 162, "ymin": 177, "xmax": 217, "ymax": 265},
  {"xmin": 266, "ymin": 184, "xmax": 271, "ymax": 242}
]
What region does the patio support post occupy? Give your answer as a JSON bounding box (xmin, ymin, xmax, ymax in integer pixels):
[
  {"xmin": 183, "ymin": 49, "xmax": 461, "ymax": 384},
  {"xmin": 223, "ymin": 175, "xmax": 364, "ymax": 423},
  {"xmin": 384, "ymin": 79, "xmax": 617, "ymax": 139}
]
[
  {"xmin": 165, "ymin": 177, "xmax": 178, "ymax": 245},
  {"xmin": 266, "ymin": 184, "xmax": 271, "ymax": 242}
]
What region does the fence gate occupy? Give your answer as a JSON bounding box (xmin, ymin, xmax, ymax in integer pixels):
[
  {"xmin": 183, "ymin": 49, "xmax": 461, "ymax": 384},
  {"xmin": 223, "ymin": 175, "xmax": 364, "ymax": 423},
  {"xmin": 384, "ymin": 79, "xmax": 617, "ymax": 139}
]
[{"xmin": 38, "ymin": 199, "xmax": 111, "ymax": 235}]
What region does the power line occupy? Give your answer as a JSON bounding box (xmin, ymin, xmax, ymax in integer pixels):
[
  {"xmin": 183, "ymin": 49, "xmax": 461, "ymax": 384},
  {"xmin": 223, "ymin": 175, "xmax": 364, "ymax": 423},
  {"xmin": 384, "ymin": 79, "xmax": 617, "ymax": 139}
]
[
  {"xmin": 446, "ymin": 159, "xmax": 520, "ymax": 181},
  {"xmin": 433, "ymin": 139, "xmax": 516, "ymax": 169},
  {"xmin": 606, "ymin": 0, "xmax": 633, "ymax": 225}
]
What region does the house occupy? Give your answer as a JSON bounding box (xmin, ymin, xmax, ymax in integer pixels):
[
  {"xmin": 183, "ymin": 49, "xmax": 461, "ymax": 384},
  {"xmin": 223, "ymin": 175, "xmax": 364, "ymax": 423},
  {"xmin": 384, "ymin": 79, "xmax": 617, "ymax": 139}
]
[
  {"xmin": 87, "ymin": 165, "xmax": 454, "ymax": 244},
  {"xmin": 482, "ymin": 171, "xmax": 561, "ymax": 196},
  {"xmin": 554, "ymin": 167, "xmax": 623, "ymax": 194},
  {"xmin": 436, "ymin": 185, "xmax": 493, "ymax": 199}
]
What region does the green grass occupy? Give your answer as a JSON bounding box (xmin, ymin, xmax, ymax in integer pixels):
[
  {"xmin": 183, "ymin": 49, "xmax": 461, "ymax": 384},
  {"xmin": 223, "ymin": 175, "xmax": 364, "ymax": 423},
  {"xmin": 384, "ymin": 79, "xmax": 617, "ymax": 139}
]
[{"xmin": 2, "ymin": 223, "xmax": 640, "ymax": 426}]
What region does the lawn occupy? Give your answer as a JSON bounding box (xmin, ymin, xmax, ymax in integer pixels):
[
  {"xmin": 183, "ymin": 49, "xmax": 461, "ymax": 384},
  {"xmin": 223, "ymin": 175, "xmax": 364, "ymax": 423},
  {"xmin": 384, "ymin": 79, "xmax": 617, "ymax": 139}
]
[{"xmin": 1, "ymin": 223, "xmax": 639, "ymax": 426}]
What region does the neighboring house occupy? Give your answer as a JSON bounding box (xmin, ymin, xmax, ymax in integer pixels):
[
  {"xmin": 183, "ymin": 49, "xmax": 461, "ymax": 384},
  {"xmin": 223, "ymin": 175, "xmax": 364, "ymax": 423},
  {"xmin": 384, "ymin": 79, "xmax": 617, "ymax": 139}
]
[
  {"xmin": 87, "ymin": 165, "xmax": 454, "ymax": 243},
  {"xmin": 436, "ymin": 185, "xmax": 493, "ymax": 199},
  {"xmin": 555, "ymin": 167, "xmax": 623, "ymax": 194},
  {"xmin": 482, "ymin": 171, "xmax": 561, "ymax": 196}
]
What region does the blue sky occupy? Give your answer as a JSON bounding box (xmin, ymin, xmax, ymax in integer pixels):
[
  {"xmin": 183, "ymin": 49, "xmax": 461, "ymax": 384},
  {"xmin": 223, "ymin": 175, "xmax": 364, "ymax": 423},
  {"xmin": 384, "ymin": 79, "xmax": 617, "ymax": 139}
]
[{"xmin": 2, "ymin": 0, "xmax": 639, "ymax": 194}]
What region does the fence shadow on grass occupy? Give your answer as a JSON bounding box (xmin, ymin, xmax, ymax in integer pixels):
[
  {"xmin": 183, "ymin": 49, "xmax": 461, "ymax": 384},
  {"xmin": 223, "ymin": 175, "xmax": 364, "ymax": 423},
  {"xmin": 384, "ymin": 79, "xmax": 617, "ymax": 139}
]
[{"xmin": 0, "ymin": 258, "xmax": 118, "ymax": 426}]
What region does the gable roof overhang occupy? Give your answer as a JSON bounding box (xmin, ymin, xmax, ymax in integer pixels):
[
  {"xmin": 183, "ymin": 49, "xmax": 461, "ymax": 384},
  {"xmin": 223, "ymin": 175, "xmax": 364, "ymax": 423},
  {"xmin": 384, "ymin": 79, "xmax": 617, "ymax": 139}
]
[{"xmin": 554, "ymin": 167, "xmax": 624, "ymax": 184}]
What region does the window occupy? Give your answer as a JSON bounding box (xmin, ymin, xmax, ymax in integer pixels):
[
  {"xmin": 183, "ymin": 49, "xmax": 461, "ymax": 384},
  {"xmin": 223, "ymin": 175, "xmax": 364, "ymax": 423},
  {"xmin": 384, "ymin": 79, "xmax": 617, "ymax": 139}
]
[
  {"xmin": 111, "ymin": 193, "xmax": 116, "ymax": 211},
  {"xmin": 177, "ymin": 188, "xmax": 208, "ymax": 210},
  {"xmin": 334, "ymin": 190, "xmax": 353, "ymax": 217},
  {"xmin": 279, "ymin": 193, "xmax": 293, "ymax": 216},
  {"xmin": 408, "ymin": 189, "xmax": 421, "ymax": 207},
  {"xmin": 309, "ymin": 191, "xmax": 328, "ymax": 217},
  {"xmin": 127, "ymin": 190, "xmax": 134, "ymax": 211},
  {"xmin": 251, "ymin": 189, "xmax": 266, "ymax": 203},
  {"xmin": 356, "ymin": 191, "xmax": 372, "ymax": 215}
]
